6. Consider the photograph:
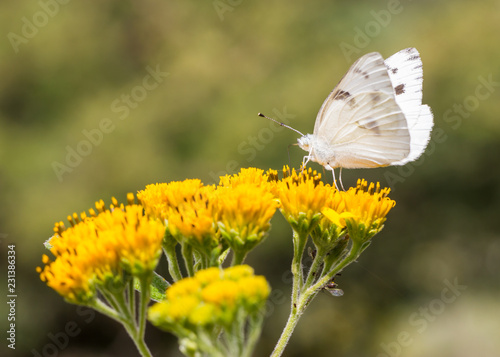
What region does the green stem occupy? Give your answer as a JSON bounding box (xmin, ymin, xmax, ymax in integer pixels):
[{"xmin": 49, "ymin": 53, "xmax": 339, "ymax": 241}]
[
  {"xmin": 271, "ymin": 240, "xmax": 363, "ymax": 357},
  {"xmin": 291, "ymin": 230, "xmax": 307, "ymax": 304},
  {"xmin": 181, "ymin": 242, "xmax": 195, "ymax": 277},
  {"xmin": 303, "ymin": 246, "xmax": 327, "ymax": 288},
  {"xmin": 231, "ymin": 249, "xmax": 247, "ymax": 266},
  {"xmin": 201, "ymin": 252, "xmax": 209, "ymax": 270},
  {"xmin": 271, "ymin": 230, "xmax": 308, "ymax": 357},
  {"xmin": 304, "ymin": 241, "xmax": 362, "ymax": 307},
  {"xmin": 226, "ymin": 319, "xmax": 241, "ymax": 357},
  {"xmin": 132, "ymin": 335, "xmax": 153, "ymax": 357},
  {"xmin": 270, "ymin": 301, "xmax": 301, "ymax": 357},
  {"xmin": 99, "ymin": 280, "xmax": 153, "ymax": 357},
  {"xmin": 128, "ymin": 280, "xmax": 135, "ymax": 320},
  {"xmin": 197, "ymin": 330, "xmax": 227, "ymax": 357},
  {"xmin": 241, "ymin": 314, "xmax": 265, "ymax": 357},
  {"xmin": 99, "ymin": 287, "xmax": 126, "ymax": 317},
  {"xmin": 137, "ymin": 276, "xmax": 151, "ymax": 343},
  {"xmin": 163, "ymin": 244, "xmax": 183, "ymax": 282},
  {"xmin": 90, "ymin": 298, "xmax": 122, "ymax": 322}
]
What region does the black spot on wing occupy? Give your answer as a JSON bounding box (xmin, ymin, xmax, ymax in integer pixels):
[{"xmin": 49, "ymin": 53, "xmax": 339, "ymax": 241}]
[
  {"xmin": 334, "ymin": 90, "xmax": 351, "ymax": 100},
  {"xmin": 394, "ymin": 84, "xmax": 405, "ymax": 95},
  {"xmin": 385, "ymin": 64, "xmax": 398, "ymax": 74},
  {"xmin": 354, "ymin": 68, "xmax": 370, "ymax": 79},
  {"xmin": 333, "ymin": 89, "xmax": 357, "ymax": 108}
]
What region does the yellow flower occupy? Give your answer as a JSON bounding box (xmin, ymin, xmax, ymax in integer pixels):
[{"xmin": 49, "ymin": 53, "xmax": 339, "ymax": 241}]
[
  {"xmin": 138, "ymin": 180, "xmax": 218, "ymax": 249},
  {"xmin": 274, "ymin": 166, "xmax": 335, "ymax": 234},
  {"xmin": 188, "ymin": 304, "xmax": 216, "ymax": 326},
  {"xmin": 37, "ymin": 252, "xmax": 96, "ymax": 304},
  {"xmin": 321, "ymin": 208, "xmax": 346, "ymax": 228},
  {"xmin": 216, "ymin": 185, "xmax": 277, "ymax": 251},
  {"xmin": 237, "ymin": 276, "xmax": 271, "ymax": 310},
  {"xmin": 166, "ymin": 277, "xmax": 200, "ymax": 300},
  {"xmin": 215, "ymin": 169, "xmax": 278, "ymax": 263},
  {"xmin": 223, "ymin": 264, "xmax": 254, "ymax": 280},
  {"xmin": 202, "ymin": 280, "xmax": 239, "ymax": 306},
  {"xmin": 218, "ymin": 167, "xmax": 272, "ymax": 188},
  {"xmin": 137, "ymin": 179, "xmax": 204, "ymax": 221},
  {"xmin": 148, "ymin": 265, "xmax": 270, "ymax": 331},
  {"xmin": 148, "ymin": 295, "xmax": 200, "ymax": 326},
  {"xmin": 38, "ymin": 198, "xmax": 164, "ymax": 303},
  {"xmin": 195, "ymin": 267, "xmax": 222, "ymax": 285},
  {"xmin": 310, "ymin": 191, "xmax": 346, "ymax": 252},
  {"xmin": 327, "ymin": 179, "xmax": 395, "ymax": 243}
]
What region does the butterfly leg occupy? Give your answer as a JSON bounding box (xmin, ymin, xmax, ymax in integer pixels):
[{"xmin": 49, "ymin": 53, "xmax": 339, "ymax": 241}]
[
  {"xmin": 325, "ymin": 164, "xmax": 340, "ymax": 190},
  {"xmin": 301, "ymin": 150, "xmax": 313, "ymax": 171},
  {"xmin": 338, "ymin": 167, "xmax": 346, "ymax": 191}
]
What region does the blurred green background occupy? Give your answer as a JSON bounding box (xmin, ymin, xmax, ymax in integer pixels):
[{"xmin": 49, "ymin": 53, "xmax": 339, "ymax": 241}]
[{"xmin": 1, "ymin": 0, "xmax": 500, "ymax": 356}]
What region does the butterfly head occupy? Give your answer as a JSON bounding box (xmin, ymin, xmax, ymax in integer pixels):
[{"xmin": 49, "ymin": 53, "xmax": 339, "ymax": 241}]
[{"xmin": 297, "ymin": 134, "xmax": 313, "ymax": 152}]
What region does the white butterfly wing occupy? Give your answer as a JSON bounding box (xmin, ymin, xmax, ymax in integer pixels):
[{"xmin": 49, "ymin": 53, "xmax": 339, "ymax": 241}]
[
  {"xmin": 392, "ymin": 104, "xmax": 433, "ymax": 165},
  {"xmin": 384, "ymin": 48, "xmax": 423, "ymax": 126},
  {"xmin": 384, "ymin": 48, "xmax": 434, "ymax": 165},
  {"xmin": 313, "ymin": 52, "xmax": 411, "ymax": 168}
]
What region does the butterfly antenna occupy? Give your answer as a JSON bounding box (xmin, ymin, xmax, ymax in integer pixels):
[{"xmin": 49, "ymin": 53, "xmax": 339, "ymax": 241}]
[{"xmin": 258, "ymin": 113, "xmax": 304, "ymax": 137}]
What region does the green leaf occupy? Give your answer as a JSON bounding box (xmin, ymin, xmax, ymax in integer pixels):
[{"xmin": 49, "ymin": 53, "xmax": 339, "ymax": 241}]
[{"xmin": 134, "ymin": 272, "xmax": 170, "ymax": 302}]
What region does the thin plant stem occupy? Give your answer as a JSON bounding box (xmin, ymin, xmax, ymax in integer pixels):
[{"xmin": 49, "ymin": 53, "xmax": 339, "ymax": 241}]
[
  {"xmin": 181, "ymin": 242, "xmax": 195, "ymax": 277},
  {"xmin": 231, "ymin": 249, "xmax": 247, "ymax": 266},
  {"xmin": 97, "ymin": 279, "xmax": 153, "ymax": 357},
  {"xmin": 271, "ymin": 240, "xmax": 363, "ymax": 357},
  {"xmin": 128, "ymin": 280, "xmax": 135, "ymax": 320},
  {"xmin": 90, "ymin": 298, "xmax": 121, "ymax": 322},
  {"xmin": 137, "ymin": 276, "xmax": 151, "ymax": 343},
  {"xmin": 242, "ymin": 314, "xmax": 265, "ymax": 357},
  {"xmin": 270, "ymin": 301, "xmax": 301, "ymax": 357},
  {"xmin": 303, "ymin": 246, "xmax": 327, "ymax": 288},
  {"xmin": 163, "ymin": 244, "xmax": 183, "ymax": 282},
  {"xmin": 291, "ymin": 230, "xmax": 307, "ymax": 304}
]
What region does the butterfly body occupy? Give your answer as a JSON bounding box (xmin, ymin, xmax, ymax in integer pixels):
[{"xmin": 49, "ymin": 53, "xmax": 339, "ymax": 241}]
[{"xmin": 298, "ymin": 48, "xmax": 433, "ymax": 175}]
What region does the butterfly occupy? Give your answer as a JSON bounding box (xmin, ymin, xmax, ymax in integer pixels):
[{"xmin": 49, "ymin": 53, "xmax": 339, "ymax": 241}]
[{"xmin": 260, "ymin": 47, "xmax": 433, "ymax": 189}]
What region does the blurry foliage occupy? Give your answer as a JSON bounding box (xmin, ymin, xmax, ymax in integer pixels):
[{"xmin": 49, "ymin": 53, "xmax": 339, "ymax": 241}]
[{"xmin": 0, "ymin": 0, "xmax": 499, "ymax": 356}]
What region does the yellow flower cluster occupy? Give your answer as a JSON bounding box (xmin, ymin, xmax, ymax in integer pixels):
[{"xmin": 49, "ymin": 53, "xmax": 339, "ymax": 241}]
[
  {"xmin": 216, "ymin": 168, "xmax": 278, "ymax": 259},
  {"xmin": 138, "ymin": 168, "xmax": 278, "ymax": 260},
  {"xmin": 323, "ymin": 179, "xmax": 396, "ymax": 242},
  {"xmin": 272, "ymin": 167, "xmax": 395, "ymax": 244},
  {"xmin": 38, "ymin": 199, "xmax": 165, "ymax": 303},
  {"xmin": 39, "ymin": 167, "xmax": 395, "ymax": 304},
  {"xmin": 148, "ymin": 265, "xmax": 270, "ymax": 330},
  {"xmin": 137, "ymin": 180, "xmax": 217, "ymax": 248},
  {"xmin": 272, "ymin": 166, "xmax": 334, "ymax": 233}
]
